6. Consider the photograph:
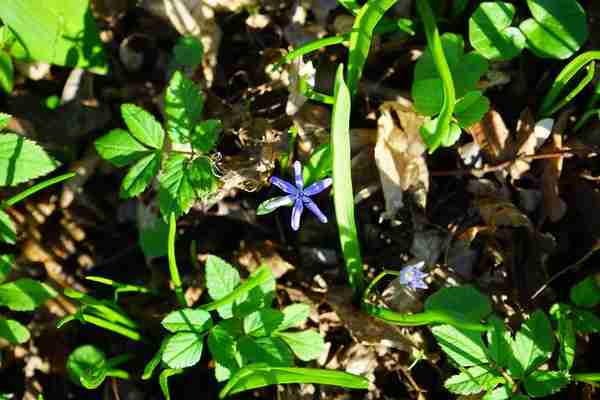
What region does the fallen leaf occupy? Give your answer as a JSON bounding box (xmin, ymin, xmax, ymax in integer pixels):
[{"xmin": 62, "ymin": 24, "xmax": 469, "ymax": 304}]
[
  {"xmin": 510, "ymin": 110, "xmax": 552, "ymax": 179},
  {"xmin": 466, "ymin": 108, "xmax": 513, "ymax": 163}
]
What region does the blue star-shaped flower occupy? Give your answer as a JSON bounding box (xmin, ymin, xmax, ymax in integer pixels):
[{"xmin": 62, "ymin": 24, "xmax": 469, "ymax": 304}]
[
  {"xmin": 396, "ymin": 261, "xmax": 429, "ymax": 290},
  {"xmin": 261, "ymin": 161, "xmax": 332, "ymax": 231}
]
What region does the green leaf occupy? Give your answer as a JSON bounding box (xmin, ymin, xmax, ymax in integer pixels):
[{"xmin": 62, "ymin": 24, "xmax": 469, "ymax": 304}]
[
  {"xmin": 425, "ymin": 286, "xmax": 492, "ymax": 325},
  {"xmin": 158, "ymin": 153, "xmax": 196, "ymax": 218},
  {"xmin": 573, "ymin": 308, "xmax": 600, "ymax": 334},
  {"xmin": 523, "ymin": 370, "xmax": 569, "ymax": 398},
  {"xmin": 164, "ymin": 71, "xmax": 204, "ymax": 144},
  {"xmin": 0, "ymin": 113, "xmax": 10, "ymax": 130},
  {"xmin": 482, "ymin": 385, "xmax": 511, "ymax": 400},
  {"xmin": 0, "ymin": 0, "xmax": 108, "ymax": 73},
  {"xmin": 243, "ymin": 309, "xmax": 284, "ymax": 337},
  {"xmin": 67, "ymin": 345, "xmax": 108, "ymax": 389},
  {"xmin": 162, "ymin": 308, "xmax": 212, "ymax": 333},
  {"xmin": 508, "ymin": 310, "xmax": 554, "ymax": 378},
  {"xmin": 277, "ymin": 304, "xmax": 310, "ymax": 332},
  {"xmin": 0, "ymin": 255, "xmax": 13, "ymax": 284},
  {"xmin": 421, "ymin": 118, "xmax": 462, "ymax": 149},
  {"xmin": 219, "ymin": 364, "xmax": 369, "ymax": 398},
  {"xmin": 487, "ymin": 316, "xmax": 512, "ymax": 369},
  {"xmin": 303, "ymin": 143, "xmax": 332, "ymax": 185},
  {"xmin": 238, "ymin": 336, "xmax": 294, "ymax": 367},
  {"xmin": 142, "ymin": 338, "xmax": 167, "ymax": 380},
  {"xmin": 570, "ymin": 276, "xmax": 600, "ymax": 308},
  {"xmin": 205, "ymin": 255, "xmax": 240, "ymax": 318},
  {"xmin": 412, "ymin": 78, "xmax": 445, "ymax": 117},
  {"xmin": 0, "ymin": 133, "xmax": 60, "ymax": 186},
  {"xmin": 172, "ymin": 35, "xmax": 203, "ymax": 69},
  {"xmin": 120, "ymin": 152, "xmax": 160, "ymax": 198},
  {"xmin": 431, "ymin": 324, "xmax": 489, "ymax": 367},
  {"xmin": 519, "ymin": 0, "xmax": 588, "ymax": 59},
  {"xmin": 0, "ymin": 317, "xmax": 30, "ymax": 344},
  {"xmin": 94, "ymin": 129, "xmax": 151, "ymax": 167},
  {"xmin": 0, "ymin": 278, "xmax": 57, "ymax": 311},
  {"xmin": 162, "ymin": 332, "xmax": 204, "ymax": 369},
  {"xmin": 192, "ymin": 119, "xmax": 221, "ymax": 153},
  {"xmin": 549, "ymin": 304, "xmax": 575, "ymax": 371},
  {"xmin": 0, "ymin": 50, "xmax": 14, "ymax": 93},
  {"xmin": 444, "ymin": 365, "xmax": 503, "ymax": 395},
  {"xmin": 0, "ymin": 209, "xmax": 16, "ymax": 245},
  {"xmin": 121, "ymin": 104, "xmax": 164, "ymax": 150},
  {"xmin": 159, "ymin": 368, "xmax": 183, "ymax": 400},
  {"xmin": 277, "ymin": 330, "xmax": 325, "ymax": 362},
  {"xmin": 469, "ymin": 2, "xmax": 526, "ymax": 61},
  {"xmin": 256, "ymin": 196, "xmax": 294, "ymax": 216},
  {"xmin": 454, "ymin": 91, "xmax": 490, "ymax": 128},
  {"xmin": 188, "ymin": 157, "xmax": 218, "ymax": 197},
  {"xmin": 207, "ymin": 322, "xmax": 240, "ymax": 382}
]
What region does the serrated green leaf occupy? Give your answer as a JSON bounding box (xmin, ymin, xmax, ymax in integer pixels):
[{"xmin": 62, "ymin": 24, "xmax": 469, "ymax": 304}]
[
  {"xmin": 172, "ymin": 35, "xmax": 203, "ymax": 69},
  {"xmin": 120, "ymin": 152, "xmax": 160, "ymax": 198},
  {"xmin": 162, "ymin": 332, "xmax": 204, "ymax": 369},
  {"xmin": 573, "ymin": 308, "xmax": 600, "ymax": 333},
  {"xmin": 277, "ymin": 330, "xmax": 325, "ymax": 361},
  {"xmin": 162, "ymin": 308, "xmax": 212, "ymax": 333},
  {"xmin": 238, "ymin": 336, "xmax": 294, "ymax": 367},
  {"xmin": 487, "ymin": 316, "xmax": 512, "ymax": 369},
  {"xmin": 570, "ymin": 276, "xmax": 600, "ymax": 308},
  {"xmin": 233, "ymin": 274, "xmax": 276, "ymax": 318},
  {"xmin": 164, "ymin": 71, "xmax": 204, "ymax": 144},
  {"xmin": 205, "ymin": 255, "xmax": 240, "ymax": 319},
  {"xmin": 508, "ymin": 310, "xmax": 554, "ymax": 378},
  {"xmin": 0, "ymin": 255, "xmax": 13, "ymax": 284},
  {"xmin": 0, "ymin": 317, "xmax": 30, "ymax": 344},
  {"xmin": 550, "ymin": 303, "xmax": 575, "ymax": 371},
  {"xmin": 425, "ymin": 286, "xmax": 492, "ymax": 325},
  {"xmin": 0, "ymin": 0, "xmax": 108, "ymax": 73},
  {"xmin": 191, "ymin": 119, "xmax": 221, "ymax": 153},
  {"xmin": 519, "ymin": 0, "xmax": 588, "ymax": 60},
  {"xmin": 523, "ymin": 370, "xmax": 569, "ymax": 398},
  {"xmin": 454, "ymin": 91, "xmax": 490, "ymax": 128},
  {"xmin": 142, "ymin": 338, "xmax": 167, "ymax": 380},
  {"xmin": 431, "ymin": 324, "xmax": 489, "ymax": 367},
  {"xmin": 0, "ymin": 278, "xmax": 57, "ymax": 311},
  {"xmin": 0, "ymin": 133, "xmax": 59, "ymax": 186},
  {"xmin": 469, "ymin": 2, "xmax": 525, "ymax": 61},
  {"xmin": 482, "ymin": 385, "xmax": 511, "ymax": 400},
  {"xmin": 277, "ymin": 304, "xmax": 310, "ymax": 332},
  {"xmin": 0, "ymin": 209, "xmax": 16, "ymax": 245},
  {"xmin": 95, "ymin": 129, "xmax": 151, "ymax": 167},
  {"xmin": 188, "ymin": 157, "xmax": 218, "ymax": 197},
  {"xmin": 0, "ymin": 113, "xmax": 11, "ymax": 130},
  {"xmin": 159, "ymin": 368, "xmax": 183, "ymax": 400},
  {"xmin": 0, "ymin": 50, "xmax": 14, "ymax": 93},
  {"xmin": 159, "ymin": 153, "xmax": 196, "ymax": 218},
  {"xmin": 67, "ymin": 345, "xmax": 108, "ymax": 389},
  {"xmin": 243, "ymin": 309, "xmax": 284, "ymax": 337},
  {"xmin": 444, "ymin": 365, "xmax": 503, "ymax": 395},
  {"xmin": 208, "ymin": 322, "xmax": 240, "ymax": 382},
  {"xmin": 121, "ymin": 104, "xmax": 164, "ymax": 149}
]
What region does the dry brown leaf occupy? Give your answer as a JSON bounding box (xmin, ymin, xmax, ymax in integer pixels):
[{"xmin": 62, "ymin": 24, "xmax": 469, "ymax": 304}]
[
  {"xmin": 375, "ymin": 101, "xmax": 428, "ymax": 220},
  {"xmin": 476, "ymin": 197, "xmax": 533, "ymax": 229},
  {"xmin": 510, "ymin": 110, "xmax": 553, "ymax": 179},
  {"xmin": 466, "ymin": 108, "xmax": 513, "ymax": 163}
]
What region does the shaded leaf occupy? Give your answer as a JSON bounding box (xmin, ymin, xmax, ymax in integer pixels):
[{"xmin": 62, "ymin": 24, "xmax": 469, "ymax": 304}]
[
  {"xmin": 454, "ymin": 91, "xmax": 490, "ymax": 128},
  {"xmin": 0, "ymin": 255, "xmax": 13, "ymax": 284},
  {"xmin": 0, "ymin": 317, "xmax": 30, "ymax": 344},
  {"xmin": 523, "ymin": 370, "xmax": 569, "ymax": 398},
  {"xmin": 192, "ymin": 119, "xmax": 221, "ymax": 153},
  {"xmin": 487, "ymin": 315, "xmax": 512, "ymax": 368},
  {"xmin": 0, "ymin": 209, "xmax": 16, "ymax": 245},
  {"xmin": 570, "ymin": 276, "xmax": 600, "ymax": 308},
  {"xmin": 158, "ymin": 153, "xmax": 196, "ymax": 218},
  {"xmin": 0, "ymin": 133, "xmax": 59, "ymax": 186},
  {"xmin": 0, "ymin": 278, "xmax": 57, "ymax": 311},
  {"xmin": 120, "ymin": 152, "xmax": 160, "ymax": 198},
  {"xmin": 238, "ymin": 336, "xmax": 294, "ymax": 367},
  {"xmin": 207, "ymin": 322, "xmax": 240, "ymax": 382},
  {"xmin": 573, "ymin": 308, "xmax": 600, "ymax": 334},
  {"xmin": 550, "ymin": 303, "xmax": 575, "ymax": 371}
]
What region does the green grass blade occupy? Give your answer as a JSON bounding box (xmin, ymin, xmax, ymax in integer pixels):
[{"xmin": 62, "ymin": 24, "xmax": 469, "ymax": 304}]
[
  {"xmin": 1, "ymin": 172, "xmax": 75, "ymax": 209},
  {"xmin": 545, "ymin": 62, "xmax": 595, "ymax": 117},
  {"xmin": 331, "ymin": 64, "xmax": 365, "ymax": 296}
]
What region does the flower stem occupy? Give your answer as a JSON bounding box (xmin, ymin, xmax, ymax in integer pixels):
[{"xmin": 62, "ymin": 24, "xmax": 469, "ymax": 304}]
[{"xmin": 168, "ymin": 212, "xmax": 187, "ymax": 307}]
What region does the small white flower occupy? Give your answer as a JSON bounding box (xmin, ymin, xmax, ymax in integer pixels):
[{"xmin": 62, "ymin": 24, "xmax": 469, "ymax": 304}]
[{"xmin": 286, "ymin": 58, "xmax": 316, "ymax": 116}]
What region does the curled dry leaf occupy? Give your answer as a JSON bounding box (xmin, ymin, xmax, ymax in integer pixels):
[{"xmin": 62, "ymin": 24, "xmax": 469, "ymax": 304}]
[
  {"xmin": 510, "ymin": 111, "xmax": 553, "ymax": 180},
  {"xmin": 466, "ymin": 108, "xmax": 513, "ymax": 164},
  {"xmin": 375, "ymin": 101, "xmax": 428, "ymax": 220}
]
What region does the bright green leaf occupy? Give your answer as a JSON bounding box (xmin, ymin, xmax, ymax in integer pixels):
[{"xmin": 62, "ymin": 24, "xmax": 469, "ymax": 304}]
[
  {"xmin": 277, "ymin": 304, "xmax": 310, "ymax": 332},
  {"xmin": 550, "ymin": 303, "xmax": 575, "ymax": 371},
  {"xmin": 469, "ymin": 2, "xmax": 525, "ymax": 60},
  {"xmin": 0, "ymin": 317, "xmax": 30, "ymax": 344},
  {"xmin": 121, "ymin": 104, "xmax": 164, "ymax": 149},
  {"xmin": 444, "ymin": 365, "xmax": 503, "ymax": 395},
  {"xmin": 162, "ymin": 308, "xmax": 212, "ymax": 333},
  {"xmin": 192, "ymin": 119, "xmax": 221, "ymax": 153},
  {"xmin": 120, "ymin": 152, "xmax": 160, "ymax": 198},
  {"xmin": 95, "ymin": 129, "xmax": 151, "ymax": 167},
  {"xmin": 412, "ymin": 78, "xmax": 445, "ymax": 117},
  {"xmin": 570, "ymin": 276, "xmax": 600, "ymax": 308},
  {"xmin": 0, "ymin": 255, "xmax": 13, "ymax": 283},
  {"xmin": 142, "ymin": 338, "xmax": 167, "ymax": 380},
  {"xmin": 0, "ymin": 133, "xmax": 59, "ymax": 186},
  {"xmin": 0, "ymin": 209, "xmax": 16, "ymax": 245},
  {"xmin": 205, "ymin": 255, "xmax": 240, "ymax": 319},
  {"xmin": 487, "ymin": 316, "xmax": 512, "ymax": 369},
  {"xmin": 232, "ymin": 273, "xmax": 276, "ymax": 318},
  {"xmin": 207, "ymin": 322, "xmax": 240, "ymax": 382},
  {"xmin": 0, "ymin": 113, "xmax": 10, "ymax": 130},
  {"xmin": 0, "ymin": 0, "xmax": 108, "ymax": 73},
  {"xmin": 425, "ymin": 286, "xmax": 492, "ymax": 324},
  {"xmin": 482, "ymin": 385, "xmax": 511, "ymax": 400},
  {"xmin": 164, "ymin": 71, "xmax": 204, "ymax": 144},
  {"xmin": 238, "ymin": 336, "xmax": 294, "ymax": 367},
  {"xmin": 158, "ymin": 153, "xmax": 197, "ymax": 218},
  {"xmin": 243, "ymin": 309, "xmax": 284, "ymax": 337},
  {"xmin": 519, "ymin": 0, "xmax": 588, "ymax": 59},
  {"xmin": 162, "ymin": 332, "xmax": 204, "ymax": 369},
  {"xmin": 277, "ymin": 330, "xmax": 325, "ymax": 361},
  {"xmin": 454, "ymin": 91, "xmax": 490, "ymax": 128},
  {"xmin": 172, "ymin": 35, "xmax": 203, "ymax": 69},
  {"xmin": 431, "ymin": 324, "xmax": 489, "ymax": 367},
  {"xmin": 188, "ymin": 157, "xmax": 218, "ymax": 197},
  {"xmin": 523, "ymin": 370, "xmax": 569, "ymax": 397},
  {"xmin": 67, "ymin": 345, "xmax": 108, "ymax": 389},
  {"xmin": 0, "ymin": 278, "xmax": 57, "ymax": 311},
  {"xmin": 159, "ymin": 368, "xmax": 183, "ymax": 400},
  {"xmin": 0, "ymin": 50, "xmax": 14, "ymax": 93},
  {"xmin": 508, "ymin": 310, "xmax": 554, "ymax": 378}
]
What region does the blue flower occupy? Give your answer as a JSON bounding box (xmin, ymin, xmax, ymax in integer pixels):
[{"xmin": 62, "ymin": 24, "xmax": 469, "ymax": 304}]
[
  {"xmin": 260, "ymin": 161, "xmax": 332, "ymax": 231},
  {"xmin": 397, "ymin": 261, "xmax": 429, "ymax": 290}
]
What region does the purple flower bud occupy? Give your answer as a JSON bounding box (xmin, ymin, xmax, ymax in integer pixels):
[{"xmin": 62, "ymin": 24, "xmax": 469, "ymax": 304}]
[{"xmin": 397, "ymin": 261, "xmax": 429, "ymax": 290}]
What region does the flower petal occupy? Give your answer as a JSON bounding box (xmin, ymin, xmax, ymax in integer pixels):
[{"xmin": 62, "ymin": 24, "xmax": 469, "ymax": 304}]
[
  {"xmin": 293, "ymin": 161, "xmax": 304, "ymax": 190},
  {"xmin": 257, "ymin": 195, "xmax": 295, "ymax": 215},
  {"xmin": 304, "ymin": 177, "xmax": 333, "ymax": 196},
  {"xmin": 270, "ymin": 176, "xmax": 298, "ymax": 194},
  {"xmin": 291, "ymin": 199, "xmax": 304, "ymax": 231},
  {"xmin": 303, "ymin": 197, "xmax": 328, "ymax": 223}
]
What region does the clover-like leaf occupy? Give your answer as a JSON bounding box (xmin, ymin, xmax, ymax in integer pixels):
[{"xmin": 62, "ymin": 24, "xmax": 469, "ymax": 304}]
[
  {"xmin": 192, "ymin": 119, "xmax": 221, "ymax": 153},
  {"xmin": 454, "ymin": 91, "xmax": 490, "ymax": 128},
  {"xmin": 66, "ymin": 345, "xmax": 109, "ymax": 389},
  {"xmin": 469, "ymin": 2, "xmax": 526, "ymax": 60},
  {"xmin": 0, "ymin": 113, "xmax": 10, "ymax": 130},
  {"xmin": 573, "ymin": 308, "xmax": 600, "ymax": 334},
  {"xmin": 425, "ymin": 285, "xmax": 492, "ymax": 324}
]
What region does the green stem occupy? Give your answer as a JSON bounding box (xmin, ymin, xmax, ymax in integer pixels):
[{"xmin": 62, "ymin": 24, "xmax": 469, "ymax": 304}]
[
  {"xmin": 572, "ymin": 372, "xmax": 600, "ymax": 383},
  {"xmin": 416, "ymin": 0, "xmax": 456, "ymax": 153},
  {"xmin": 81, "ymin": 314, "xmax": 143, "ymax": 341},
  {"xmin": 545, "ymin": 62, "xmax": 595, "ymax": 117},
  {"xmin": 573, "ymin": 108, "xmax": 600, "ymax": 133},
  {"xmin": 168, "ymin": 212, "xmax": 187, "ymax": 307},
  {"xmin": 1, "ymin": 172, "xmax": 76, "ymax": 209}
]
